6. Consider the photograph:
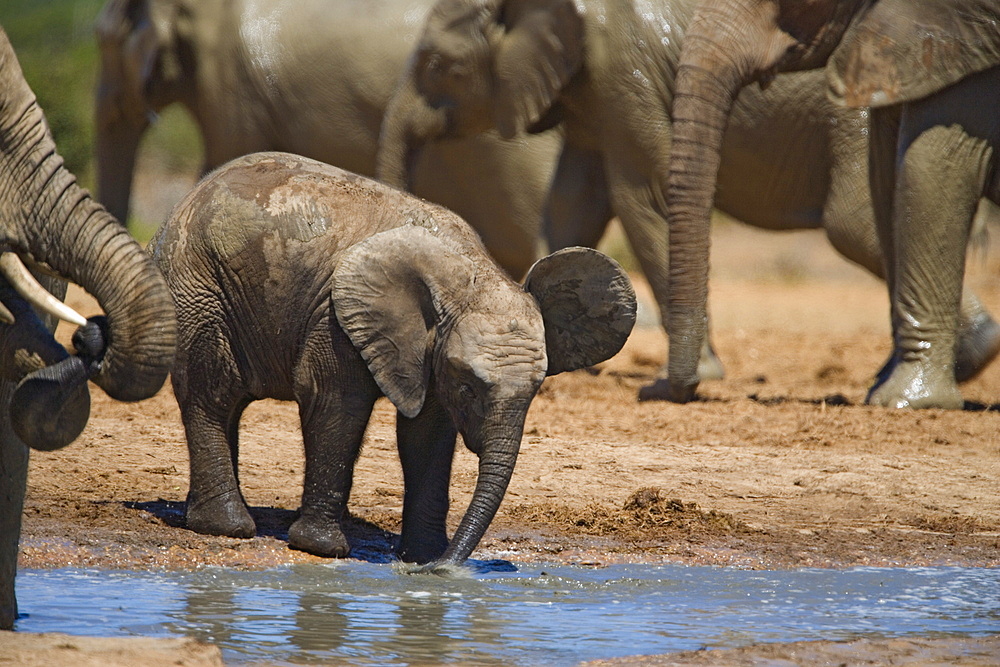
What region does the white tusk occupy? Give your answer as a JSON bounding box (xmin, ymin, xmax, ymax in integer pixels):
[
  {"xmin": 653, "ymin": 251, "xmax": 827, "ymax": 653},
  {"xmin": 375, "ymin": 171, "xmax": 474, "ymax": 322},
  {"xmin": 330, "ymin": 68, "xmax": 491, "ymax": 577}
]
[
  {"xmin": 0, "ymin": 253, "xmax": 88, "ymax": 327},
  {"xmin": 0, "ymin": 301, "xmax": 14, "ymax": 325}
]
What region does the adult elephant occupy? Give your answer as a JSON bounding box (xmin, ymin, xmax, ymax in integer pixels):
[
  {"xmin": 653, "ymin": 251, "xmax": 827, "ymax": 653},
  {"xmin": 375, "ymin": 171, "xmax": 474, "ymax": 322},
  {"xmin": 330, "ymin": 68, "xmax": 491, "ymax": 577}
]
[
  {"xmin": 665, "ymin": 0, "xmax": 1000, "ymax": 408},
  {"xmin": 376, "ymin": 0, "xmax": 1000, "ymax": 395},
  {"xmin": 94, "ymin": 0, "xmax": 568, "ymax": 278},
  {"xmin": 0, "ymin": 27, "xmax": 176, "ymax": 630}
]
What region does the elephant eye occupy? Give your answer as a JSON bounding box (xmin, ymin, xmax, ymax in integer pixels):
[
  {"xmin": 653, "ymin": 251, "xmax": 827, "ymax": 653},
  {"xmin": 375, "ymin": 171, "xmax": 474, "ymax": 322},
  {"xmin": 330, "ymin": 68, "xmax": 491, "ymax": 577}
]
[{"xmin": 458, "ymin": 382, "xmax": 476, "ymax": 402}]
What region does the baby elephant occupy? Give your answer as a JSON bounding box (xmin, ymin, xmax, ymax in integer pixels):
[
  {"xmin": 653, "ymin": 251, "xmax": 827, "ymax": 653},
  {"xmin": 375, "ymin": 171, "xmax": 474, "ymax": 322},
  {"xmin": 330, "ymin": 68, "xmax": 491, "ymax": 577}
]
[{"xmin": 150, "ymin": 152, "xmax": 636, "ymax": 567}]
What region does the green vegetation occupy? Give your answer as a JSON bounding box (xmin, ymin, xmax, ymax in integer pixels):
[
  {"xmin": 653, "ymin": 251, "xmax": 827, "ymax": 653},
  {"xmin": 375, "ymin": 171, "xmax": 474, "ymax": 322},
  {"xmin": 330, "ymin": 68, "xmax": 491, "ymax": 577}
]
[
  {"xmin": 3, "ymin": 0, "xmax": 105, "ymax": 183},
  {"xmin": 2, "ymin": 0, "xmax": 201, "ymax": 196}
]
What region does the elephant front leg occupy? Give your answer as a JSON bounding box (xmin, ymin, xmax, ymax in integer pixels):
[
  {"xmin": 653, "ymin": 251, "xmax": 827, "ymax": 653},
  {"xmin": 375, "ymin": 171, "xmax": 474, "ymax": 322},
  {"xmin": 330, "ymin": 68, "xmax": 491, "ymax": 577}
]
[
  {"xmin": 396, "ymin": 393, "xmax": 457, "ymax": 564},
  {"xmin": 0, "ymin": 384, "xmax": 27, "ymax": 629},
  {"xmin": 821, "ymin": 130, "xmax": 1000, "ymax": 386},
  {"xmin": 955, "ymin": 289, "xmax": 1000, "ymax": 382},
  {"xmin": 867, "ymin": 122, "xmax": 991, "ymax": 409}
]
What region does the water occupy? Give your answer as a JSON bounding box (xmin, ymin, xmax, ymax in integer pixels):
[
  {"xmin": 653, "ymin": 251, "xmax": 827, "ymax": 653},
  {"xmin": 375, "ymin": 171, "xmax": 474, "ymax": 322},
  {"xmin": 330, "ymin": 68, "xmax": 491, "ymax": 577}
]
[{"xmin": 14, "ymin": 562, "xmax": 1000, "ymax": 665}]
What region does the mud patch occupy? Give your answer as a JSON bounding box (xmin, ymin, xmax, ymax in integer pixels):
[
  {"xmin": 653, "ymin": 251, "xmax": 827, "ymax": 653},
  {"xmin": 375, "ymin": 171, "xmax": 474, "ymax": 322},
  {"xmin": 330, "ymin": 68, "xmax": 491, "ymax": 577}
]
[{"xmin": 505, "ymin": 488, "xmax": 751, "ymax": 541}]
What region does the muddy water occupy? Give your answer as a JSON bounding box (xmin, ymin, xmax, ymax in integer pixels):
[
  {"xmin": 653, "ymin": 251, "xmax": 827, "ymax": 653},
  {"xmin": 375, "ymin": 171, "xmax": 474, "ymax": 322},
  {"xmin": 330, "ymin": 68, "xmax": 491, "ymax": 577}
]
[{"xmin": 14, "ymin": 562, "xmax": 1000, "ymax": 665}]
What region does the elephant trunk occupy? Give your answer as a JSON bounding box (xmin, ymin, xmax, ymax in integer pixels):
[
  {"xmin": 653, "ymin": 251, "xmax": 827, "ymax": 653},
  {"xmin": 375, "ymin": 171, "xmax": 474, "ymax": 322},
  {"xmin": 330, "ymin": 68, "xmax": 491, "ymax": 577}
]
[
  {"xmin": 665, "ymin": 34, "xmax": 744, "ymax": 403},
  {"xmin": 33, "ymin": 181, "xmax": 176, "ymax": 403},
  {"xmin": 8, "ymin": 96, "xmax": 175, "ymax": 441},
  {"xmin": 377, "ymin": 72, "xmax": 448, "ymax": 190},
  {"xmin": 95, "ymin": 112, "xmax": 146, "ymax": 228},
  {"xmin": 434, "ymin": 403, "xmax": 525, "ymax": 566}
]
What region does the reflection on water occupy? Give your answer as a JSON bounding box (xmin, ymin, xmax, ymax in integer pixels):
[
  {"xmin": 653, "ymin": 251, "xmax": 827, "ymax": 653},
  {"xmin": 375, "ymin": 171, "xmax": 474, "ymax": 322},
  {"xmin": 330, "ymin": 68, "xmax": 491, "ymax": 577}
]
[{"xmin": 15, "ymin": 562, "xmax": 1000, "ymax": 665}]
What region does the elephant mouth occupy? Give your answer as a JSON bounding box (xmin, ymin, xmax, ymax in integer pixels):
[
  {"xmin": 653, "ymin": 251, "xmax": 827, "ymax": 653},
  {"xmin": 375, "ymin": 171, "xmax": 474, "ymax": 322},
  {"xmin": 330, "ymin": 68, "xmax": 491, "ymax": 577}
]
[{"xmin": 11, "ymin": 318, "xmax": 108, "ymax": 452}]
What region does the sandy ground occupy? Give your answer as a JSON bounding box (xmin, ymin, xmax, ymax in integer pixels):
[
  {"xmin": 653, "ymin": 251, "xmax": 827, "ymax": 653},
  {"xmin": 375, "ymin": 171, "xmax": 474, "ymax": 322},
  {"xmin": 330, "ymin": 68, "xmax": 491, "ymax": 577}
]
[{"xmin": 11, "ymin": 218, "xmax": 1000, "ymax": 664}]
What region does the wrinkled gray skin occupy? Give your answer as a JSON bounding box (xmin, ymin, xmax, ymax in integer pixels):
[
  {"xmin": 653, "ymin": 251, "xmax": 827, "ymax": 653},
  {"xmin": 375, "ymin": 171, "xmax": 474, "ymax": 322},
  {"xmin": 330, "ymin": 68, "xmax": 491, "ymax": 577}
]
[
  {"xmin": 376, "ymin": 0, "xmax": 1000, "ymax": 398},
  {"xmin": 94, "ymin": 0, "xmax": 569, "ymax": 279},
  {"xmin": 150, "ymin": 152, "xmax": 635, "ymax": 567},
  {"xmin": 0, "ymin": 28, "xmax": 176, "ymax": 630},
  {"xmin": 666, "ymin": 0, "xmax": 1000, "ymax": 408}
]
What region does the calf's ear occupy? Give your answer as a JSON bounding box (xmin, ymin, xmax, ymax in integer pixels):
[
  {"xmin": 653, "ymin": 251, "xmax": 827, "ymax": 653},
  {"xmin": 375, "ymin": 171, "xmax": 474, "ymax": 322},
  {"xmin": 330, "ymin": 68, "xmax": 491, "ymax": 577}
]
[
  {"xmin": 333, "ymin": 226, "xmax": 475, "ymax": 418},
  {"xmin": 523, "ymin": 247, "xmax": 636, "ymax": 375}
]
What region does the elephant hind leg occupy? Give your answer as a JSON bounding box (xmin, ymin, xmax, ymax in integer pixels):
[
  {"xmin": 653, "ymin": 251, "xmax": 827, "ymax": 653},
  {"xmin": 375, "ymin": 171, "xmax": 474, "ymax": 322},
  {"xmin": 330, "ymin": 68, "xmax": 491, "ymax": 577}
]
[{"xmin": 179, "ymin": 378, "xmax": 256, "ymax": 539}]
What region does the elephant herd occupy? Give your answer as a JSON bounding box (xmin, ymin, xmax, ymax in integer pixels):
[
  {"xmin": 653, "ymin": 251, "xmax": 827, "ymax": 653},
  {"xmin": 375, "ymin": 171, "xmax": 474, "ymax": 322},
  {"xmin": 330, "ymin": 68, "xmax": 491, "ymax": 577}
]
[{"xmin": 1, "ymin": 0, "xmax": 998, "ymax": 632}]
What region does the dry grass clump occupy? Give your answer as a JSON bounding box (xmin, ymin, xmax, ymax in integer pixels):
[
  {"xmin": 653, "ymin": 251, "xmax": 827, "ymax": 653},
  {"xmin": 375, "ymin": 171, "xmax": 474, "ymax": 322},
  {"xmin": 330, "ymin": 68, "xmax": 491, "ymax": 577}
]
[{"xmin": 906, "ymin": 513, "xmax": 993, "ymax": 534}]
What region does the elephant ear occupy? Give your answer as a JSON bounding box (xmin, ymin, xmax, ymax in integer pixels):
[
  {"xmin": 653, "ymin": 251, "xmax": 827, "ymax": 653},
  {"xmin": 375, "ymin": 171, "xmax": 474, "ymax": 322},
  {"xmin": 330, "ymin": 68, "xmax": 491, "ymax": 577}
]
[
  {"xmin": 333, "ymin": 226, "xmax": 476, "ymax": 418},
  {"xmin": 491, "ymin": 0, "xmax": 584, "ymax": 139},
  {"xmin": 828, "ymin": 0, "xmax": 1000, "ymax": 108},
  {"xmin": 523, "ymin": 247, "xmax": 636, "ymax": 375}
]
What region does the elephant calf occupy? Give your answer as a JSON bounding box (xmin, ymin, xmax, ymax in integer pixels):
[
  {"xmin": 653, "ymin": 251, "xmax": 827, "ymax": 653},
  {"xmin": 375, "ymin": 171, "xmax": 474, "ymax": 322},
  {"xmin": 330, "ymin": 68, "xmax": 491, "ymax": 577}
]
[{"xmin": 150, "ymin": 152, "xmax": 636, "ymax": 566}]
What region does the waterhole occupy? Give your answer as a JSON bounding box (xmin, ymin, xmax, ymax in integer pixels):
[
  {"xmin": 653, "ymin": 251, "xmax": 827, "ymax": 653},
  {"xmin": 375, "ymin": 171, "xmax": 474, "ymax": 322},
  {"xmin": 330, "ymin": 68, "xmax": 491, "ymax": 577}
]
[{"xmin": 15, "ymin": 562, "xmax": 1000, "ymax": 665}]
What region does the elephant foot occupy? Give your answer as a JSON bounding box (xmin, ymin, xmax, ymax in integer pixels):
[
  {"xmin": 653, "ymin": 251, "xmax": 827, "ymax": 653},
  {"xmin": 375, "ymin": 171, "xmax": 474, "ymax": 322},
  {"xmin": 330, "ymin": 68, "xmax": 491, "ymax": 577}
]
[
  {"xmin": 397, "ymin": 531, "xmax": 449, "ymax": 564},
  {"xmin": 637, "ymin": 347, "xmax": 722, "ymax": 401},
  {"xmin": 955, "ymin": 311, "xmax": 1000, "ymax": 382},
  {"xmin": 289, "ymin": 516, "xmax": 350, "ymax": 558},
  {"xmin": 0, "ymin": 599, "xmax": 14, "ymax": 631},
  {"xmin": 638, "ymin": 377, "xmax": 698, "ymax": 403},
  {"xmin": 865, "ymin": 357, "xmax": 964, "ymax": 410},
  {"xmin": 638, "ymin": 378, "xmax": 672, "ymax": 401},
  {"xmin": 186, "ymin": 490, "xmax": 256, "ymax": 538}
]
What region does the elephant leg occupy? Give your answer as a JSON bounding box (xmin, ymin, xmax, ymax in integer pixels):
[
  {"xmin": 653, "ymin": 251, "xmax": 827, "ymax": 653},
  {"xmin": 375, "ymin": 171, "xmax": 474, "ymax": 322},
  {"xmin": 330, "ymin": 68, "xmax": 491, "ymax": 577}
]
[
  {"xmin": 0, "ymin": 383, "xmax": 25, "ymax": 629},
  {"xmin": 823, "ymin": 121, "xmax": 1000, "ymax": 384},
  {"xmin": 543, "ymin": 142, "xmax": 615, "ymax": 251},
  {"xmin": 289, "ymin": 327, "xmax": 378, "ymax": 558},
  {"xmin": 288, "ymin": 392, "xmax": 372, "ymax": 558},
  {"xmin": 173, "ymin": 318, "xmax": 254, "ymax": 536},
  {"xmin": 603, "ymin": 166, "xmax": 723, "ymax": 400},
  {"xmin": 180, "ymin": 385, "xmax": 256, "ymax": 538},
  {"xmin": 395, "ymin": 392, "xmax": 457, "ymax": 564},
  {"xmin": 867, "ymin": 122, "xmax": 992, "ymax": 409},
  {"xmin": 954, "ymin": 291, "xmax": 1000, "ymax": 382}
]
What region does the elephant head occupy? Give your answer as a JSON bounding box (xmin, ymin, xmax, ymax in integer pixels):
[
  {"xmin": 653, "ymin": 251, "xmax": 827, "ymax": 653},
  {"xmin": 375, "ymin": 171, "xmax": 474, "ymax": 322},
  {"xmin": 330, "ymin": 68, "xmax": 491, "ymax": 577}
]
[
  {"xmin": 94, "ymin": 0, "xmax": 187, "ymax": 226},
  {"xmin": 377, "ymin": 0, "xmax": 583, "ymax": 188},
  {"xmin": 1, "ymin": 25, "xmax": 176, "ymax": 630},
  {"xmin": 663, "ymin": 0, "xmax": 1000, "ymax": 402},
  {"xmin": 334, "ymin": 227, "xmax": 634, "ymax": 566},
  {"xmin": 2, "ymin": 26, "xmax": 176, "ymax": 447}
]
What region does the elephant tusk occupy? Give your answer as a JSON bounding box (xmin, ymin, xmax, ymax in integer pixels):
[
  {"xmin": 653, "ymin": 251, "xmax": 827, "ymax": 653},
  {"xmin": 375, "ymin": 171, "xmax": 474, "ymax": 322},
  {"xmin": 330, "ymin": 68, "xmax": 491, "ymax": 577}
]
[{"xmin": 0, "ymin": 253, "xmax": 88, "ymax": 326}]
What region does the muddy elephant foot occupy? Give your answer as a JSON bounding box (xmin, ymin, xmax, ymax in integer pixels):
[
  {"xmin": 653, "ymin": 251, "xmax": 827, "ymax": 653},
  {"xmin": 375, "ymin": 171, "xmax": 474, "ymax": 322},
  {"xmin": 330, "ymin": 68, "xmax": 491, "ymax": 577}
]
[
  {"xmin": 955, "ymin": 311, "xmax": 1000, "ymax": 382},
  {"xmin": 865, "ymin": 358, "xmax": 964, "ymax": 410},
  {"xmin": 186, "ymin": 491, "xmax": 256, "ymax": 538},
  {"xmin": 397, "ymin": 530, "xmax": 449, "ymax": 564},
  {"xmin": 289, "ymin": 515, "xmax": 350, "ymax": 557}
]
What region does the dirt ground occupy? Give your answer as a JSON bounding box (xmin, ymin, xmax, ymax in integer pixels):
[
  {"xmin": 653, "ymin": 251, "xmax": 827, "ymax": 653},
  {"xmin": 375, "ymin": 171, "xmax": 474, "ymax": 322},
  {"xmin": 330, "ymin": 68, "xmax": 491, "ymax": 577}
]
[{"xmin": 14, "ymin": 218, "xmax": 1000, "ymax": 663}]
